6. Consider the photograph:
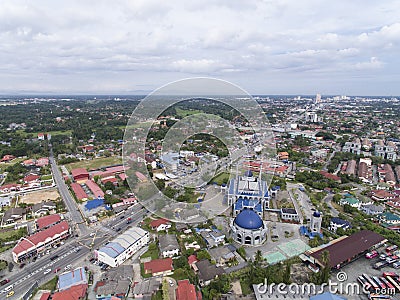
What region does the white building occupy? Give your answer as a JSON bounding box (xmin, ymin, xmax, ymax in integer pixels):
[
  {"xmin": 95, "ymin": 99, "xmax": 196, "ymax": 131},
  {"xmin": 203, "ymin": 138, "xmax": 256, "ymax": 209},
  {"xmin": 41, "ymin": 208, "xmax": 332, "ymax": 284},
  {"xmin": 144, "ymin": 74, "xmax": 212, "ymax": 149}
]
[
  {"xmin": 95, "ymin": 227, "xmax": 149, "ymax": 267},
  {"xmin": 309, "ymin": 211, "xmax": 322, "ymax": 233},
  {"xmin": 329, "ymin": 217, "xmax": 351, "ymax": 232},
  {"xmin": 159, "ymin": 234, "xmax": 180, "ymax": 258}
]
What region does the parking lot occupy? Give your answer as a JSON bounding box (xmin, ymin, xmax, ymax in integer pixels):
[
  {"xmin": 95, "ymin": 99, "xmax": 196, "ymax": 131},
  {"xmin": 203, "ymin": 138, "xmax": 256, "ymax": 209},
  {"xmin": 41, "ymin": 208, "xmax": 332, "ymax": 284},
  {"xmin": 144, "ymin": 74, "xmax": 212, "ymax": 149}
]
[{"xmin": 331, "ymin": 244, "xmax": 400, "ymax": 300}]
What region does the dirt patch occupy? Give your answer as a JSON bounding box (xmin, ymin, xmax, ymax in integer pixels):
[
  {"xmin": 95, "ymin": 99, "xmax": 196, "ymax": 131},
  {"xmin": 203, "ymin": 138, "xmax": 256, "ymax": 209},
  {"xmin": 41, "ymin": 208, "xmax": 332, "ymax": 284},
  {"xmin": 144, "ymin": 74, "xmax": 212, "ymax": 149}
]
[
  {"xmin": 232, "ymin": 280, "xmax": 243, "ymax": 295},
  {"xmin": 19, "ymin": 188, "xmax": 60, "ymax": 204}
]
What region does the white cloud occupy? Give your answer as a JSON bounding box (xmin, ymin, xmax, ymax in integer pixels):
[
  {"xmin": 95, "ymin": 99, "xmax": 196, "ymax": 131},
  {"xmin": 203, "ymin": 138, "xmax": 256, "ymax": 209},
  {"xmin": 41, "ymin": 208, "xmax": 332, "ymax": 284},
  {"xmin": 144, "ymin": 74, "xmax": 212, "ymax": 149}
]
[{"xmin": 0, "ymin": 0, "xmax": 399, "ymax": 94}]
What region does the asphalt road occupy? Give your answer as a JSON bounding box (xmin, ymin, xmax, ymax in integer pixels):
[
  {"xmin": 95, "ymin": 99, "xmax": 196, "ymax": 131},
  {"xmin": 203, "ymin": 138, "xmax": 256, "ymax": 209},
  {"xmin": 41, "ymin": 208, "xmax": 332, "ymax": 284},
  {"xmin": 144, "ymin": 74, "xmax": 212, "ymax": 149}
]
[
  {"xmin": 3, "ymin": 204, "xmax": 146, "ymax": 299},
  {"xmin": 49, "ymin": 148, "xmax": 88, "ymax": 235}
]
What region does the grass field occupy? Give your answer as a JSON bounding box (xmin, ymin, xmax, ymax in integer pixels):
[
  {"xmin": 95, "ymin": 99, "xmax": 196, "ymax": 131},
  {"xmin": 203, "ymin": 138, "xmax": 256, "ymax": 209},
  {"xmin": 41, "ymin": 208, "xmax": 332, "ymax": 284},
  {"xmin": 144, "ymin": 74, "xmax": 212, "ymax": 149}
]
[
  {"xmin": 210, "ymin": 171, "xmax": 231, "ymax": 185},
  {"xmin": 64, "ymin": 156, "xmax": 122, "ymax": 171},
  {"xmin": 175, "ymin": 107, "xmax": 201, "ymax": 117}
]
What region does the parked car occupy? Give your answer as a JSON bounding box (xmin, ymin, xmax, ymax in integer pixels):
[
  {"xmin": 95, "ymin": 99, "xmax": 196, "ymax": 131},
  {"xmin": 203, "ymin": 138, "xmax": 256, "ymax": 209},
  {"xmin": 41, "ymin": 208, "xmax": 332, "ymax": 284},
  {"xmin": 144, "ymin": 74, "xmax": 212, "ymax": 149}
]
[
  {"xmin": 6, "ymin": 290, "xmax": 14, "ymax": 298},
  {"xmin": 366, "ymin": 251, "xmax": 378, "ymax": 259},
  {"xmin": 374, "ymin": 261, "xmax": 389, "ymax": 269},
  {"xmin": 386, "ymin": 257, "xmax": 396, "ymax": 264},
  {"xmin": 393, "ymin": 261, "xmax": 400, "ymax": 269},
  {"xmin": 380, "ymin": 254, "xmax": 387, "ymax": 260}
]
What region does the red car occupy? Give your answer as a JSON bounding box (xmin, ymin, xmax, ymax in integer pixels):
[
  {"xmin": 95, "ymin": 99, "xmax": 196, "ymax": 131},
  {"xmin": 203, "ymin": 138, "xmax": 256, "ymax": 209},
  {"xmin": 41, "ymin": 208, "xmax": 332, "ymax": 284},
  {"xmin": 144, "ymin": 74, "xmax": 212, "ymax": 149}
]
[
  {"xmin": 0, "ymin": 279, "xmax": 10, "ymax": 286},
  {"xmin": 54, "ymin": 268, "xmax": 60, "ymax": 273},
  {"xmin": 366, "ymin": 250, "xmax": 378, "ymax": 259}
]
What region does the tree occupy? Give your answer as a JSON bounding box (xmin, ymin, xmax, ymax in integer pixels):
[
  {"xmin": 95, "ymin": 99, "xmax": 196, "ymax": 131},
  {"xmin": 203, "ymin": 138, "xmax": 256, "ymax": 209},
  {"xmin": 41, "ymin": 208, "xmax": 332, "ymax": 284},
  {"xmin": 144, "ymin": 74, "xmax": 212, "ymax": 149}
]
[
  {"xmin": 283, "ymin": 262, "xmax": 291, "ymax": 284},
  {"xmin": 320, "ymin": 250, "xmax": 331, "ymax": 283}
]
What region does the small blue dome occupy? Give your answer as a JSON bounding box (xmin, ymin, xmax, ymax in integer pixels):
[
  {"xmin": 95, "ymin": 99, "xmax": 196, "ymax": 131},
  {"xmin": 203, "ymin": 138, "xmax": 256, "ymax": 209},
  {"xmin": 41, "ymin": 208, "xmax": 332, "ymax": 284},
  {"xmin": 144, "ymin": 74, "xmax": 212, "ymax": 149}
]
[
  {"xmin": 313, "ymin": 211, "xmax": 321, "ymax": 218},
  {"xmin": 244, "ymin": 170, "xmax": 253, "ymax": 177},
  {"xmin": 234, "ymin": 209, "xmax": 263, "ymax": 230}
]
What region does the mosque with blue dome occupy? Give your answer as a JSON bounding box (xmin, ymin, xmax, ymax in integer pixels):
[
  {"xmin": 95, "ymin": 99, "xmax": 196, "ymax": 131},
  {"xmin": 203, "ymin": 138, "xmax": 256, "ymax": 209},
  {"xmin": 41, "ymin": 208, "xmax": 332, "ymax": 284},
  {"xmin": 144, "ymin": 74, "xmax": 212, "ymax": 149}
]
[{"xmin": 227, "ymin": 170, "xmax": 270, "ymax": 246}]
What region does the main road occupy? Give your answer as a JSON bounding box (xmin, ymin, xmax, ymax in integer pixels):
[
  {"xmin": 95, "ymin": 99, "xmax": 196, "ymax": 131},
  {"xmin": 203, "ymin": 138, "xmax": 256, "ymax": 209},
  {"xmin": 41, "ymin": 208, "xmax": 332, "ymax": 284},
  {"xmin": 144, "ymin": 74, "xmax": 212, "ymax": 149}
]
[
  {"xmin": 3, "ymin": 204, "xmax": 146, "ymax": 299},
  {"xmin": 49, "ymin": 147, "xmax": 88, "ymax": 235}
]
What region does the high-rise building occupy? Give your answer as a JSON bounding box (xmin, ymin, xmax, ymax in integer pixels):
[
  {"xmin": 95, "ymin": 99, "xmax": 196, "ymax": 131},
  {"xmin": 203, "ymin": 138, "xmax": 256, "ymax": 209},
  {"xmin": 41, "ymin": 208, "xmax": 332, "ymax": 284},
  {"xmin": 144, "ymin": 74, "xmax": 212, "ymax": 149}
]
[{"xmin": 315, "ymin": 93, "xmax": 321, "ymax": 104}]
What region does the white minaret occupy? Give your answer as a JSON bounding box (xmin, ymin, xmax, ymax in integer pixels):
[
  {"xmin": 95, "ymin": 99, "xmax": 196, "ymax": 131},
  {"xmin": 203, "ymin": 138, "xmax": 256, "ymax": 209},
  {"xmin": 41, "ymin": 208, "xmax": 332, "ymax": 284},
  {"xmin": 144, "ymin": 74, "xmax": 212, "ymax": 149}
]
[{"xmin": 310, "ymin": 211, "xmax": 322, "ymax": 232}]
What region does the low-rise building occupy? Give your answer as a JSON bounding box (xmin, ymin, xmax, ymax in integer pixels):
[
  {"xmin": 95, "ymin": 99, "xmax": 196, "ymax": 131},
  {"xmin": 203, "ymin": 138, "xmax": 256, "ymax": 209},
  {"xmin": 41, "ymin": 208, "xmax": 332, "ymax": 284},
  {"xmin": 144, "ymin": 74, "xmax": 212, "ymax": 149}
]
[
  {"xmin": 378, "ymin": 212, "xmax": 400, "ymax": 225},
  {"xmin": 209, "ymin": 245, "xmax": 236, "ymax": 266},
  {"xmin": 159, "ymin": 234, "xmax": 180, "ymax": 258},
  {"xmin": 360, "ymin": 204, "xmax": 385, "ymax": 215},
  {"xmin": 144, "ymin": 257, "xmax": 174, "ymax": 276},
  {"xmin": 132, "ymin": 278, "xmax": 161, "ymax": 299},
  {"xmin": 280, "ymin": 208, "xmax": 300, "ymax": 222},
  {"xmin": 150, "ymin": 218, "xmax": 171, "ymax": 232},
  {"xmin": 2, "ymin": 207, "xmax": 25, "ymax": 224},
  {"xmin": 195, "ymin": 259, "xmax": 225, "ymax": 286},
  {"xmin": 36, "ymin": 214, "xmax": 62, "ymax": 231},
  {"xmin": 329, "ymin": 217, "xmax": 351, "ymax": 232},
  {"xmin": 200, "ymin": 230, "xmax": 225, "ymax": 248},
  {"xmin": 12, "ymin": 221, "xmax": 70, "ymax": 263},
  {"xmin": 176, "ymin": 279, "xmax": 200, "ymax": 300},
  {"xmin": 95, "ymin": 227, "xmax": 149, "ymax": 267},
  {"xmin": 32, "ymin": 201, "xmax": 56, "ymax": 217},
  {"xmin": 340, "ymin": 197, "xmax": 360, "ymax": 208},
  {"xmin": 58, "ymin": 267, "xmax": 87, "ymax": 291}
]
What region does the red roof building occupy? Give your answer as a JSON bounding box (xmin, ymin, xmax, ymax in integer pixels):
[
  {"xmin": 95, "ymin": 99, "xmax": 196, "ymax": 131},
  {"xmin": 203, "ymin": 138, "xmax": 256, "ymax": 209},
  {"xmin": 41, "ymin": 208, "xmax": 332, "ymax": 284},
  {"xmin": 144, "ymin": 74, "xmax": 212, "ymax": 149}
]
[
  {"xmin": 150, "ymin": 218, "xmax": 170, "ymax": 230},
  {"xmin": 24, "ymin": 174, "xmax": 40, "ymax": 183},
  {"xmin": 36, "ymin": 157, "xmax": 49, "ymax": 167},
  {"xmin": 188, "ymin": 254, "xmax": 198, "ymax": 266},
  {"xmin": 0, "ymin": 183, "xmax": 21, "ymax": 193},
  {"xmin": 52, "ymin": 284, "xmax": 88, "ymax": 300},
  {"xmin": 36, "ymin": 214, "xmax": 61, "ymax": 230},
  {"xmin": 176, "ymin": 280, "xmax": 197, "ymax": 300},
  {"xmin": 71, "ymin": 168, "xmax": 89, "ymax": 182},
  {"xmin": 319, "ymin": 171, "xmax": 342, "ymax": 183},
  {"xmin": 12, "ymin": 221, "xmax": 70, "ymax": 263},
  {"xmin": 85, "ymin": 180, "xmax": 104, "ymax": 198},
  {"xmin": 39, "ymin": 292, "xmax": 51, "ymax": 300},
  {"xmin": 1, "ymin": 154, "xmax": 16, "ymax": 162},
  {"xmin": 144, "ymin": 258, "xmax": 173, "ymax": 276},
  {"xmin": 70, "ymin": 183, "xmax": 89, "ymax": 200}
]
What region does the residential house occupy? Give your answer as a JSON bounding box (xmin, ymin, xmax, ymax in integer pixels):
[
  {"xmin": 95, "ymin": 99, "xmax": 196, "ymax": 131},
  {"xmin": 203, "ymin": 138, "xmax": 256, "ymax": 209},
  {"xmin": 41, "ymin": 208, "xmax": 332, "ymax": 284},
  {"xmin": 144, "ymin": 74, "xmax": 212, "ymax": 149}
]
[
  {"xmin": 176, "ymin": 280, "xmax": 200, "ymax": 300},
  {"xmin": 95, "ymin": 279, "xmax": 131, "ymax": 299},
  {"xmin": 378, "ymin": 212, "xmax": 400, "ymax": 225},
  {"xmin": 58, "ymin": 267, "xmax": 87, "ymax": 291},
  {"xmin": 150, "ymin": 218, "xmax": 171, "ymax": 232},
  {"xmin": 361, "ymin": 204, "xmax": 385, "ymax": 215},
  {"xmin": 208, "ymin": 245, "xmax": 236, "ymax": 266},
  {"xmin": 2, "ymin": 207, "xmax": 25, "ymax": 224},
  {"xmin": 371, "ymin": 190, "xmax": 395, "ymax": 202},
  {"xmin": 0, "ymin": 195, "xmax": 11, "ymax": 207},
  {"xmin": 144, "ymin": 258, "xmax": 174, "ymax": 276},
  {"xmin": 32, "ymin": 201, "xmax": 56, "ymax": 217},
  {"xmin": 132, "ymin": 278, "xmax": 161, "ymax": 299},
  {"xmin": 340, "ymin": 197, "xmax": 360, "ymax": 209},
  {"xmin": 329, "ymin": 217, "xmax": 351, "ymax": 232},
  {"xmin": 52, "ymin": 284, "xmax": 87, "ymax": 300},
  {"xmin": 195, "ymin": 259, "xmax": 225, "ymax": 286},
  {"xmin": 200, "ymin": 230, "xmax": 225, "ymax": 248},
  {"xmin": 159, "ymin": 234, "xmax": 180, "ymax": 258}
]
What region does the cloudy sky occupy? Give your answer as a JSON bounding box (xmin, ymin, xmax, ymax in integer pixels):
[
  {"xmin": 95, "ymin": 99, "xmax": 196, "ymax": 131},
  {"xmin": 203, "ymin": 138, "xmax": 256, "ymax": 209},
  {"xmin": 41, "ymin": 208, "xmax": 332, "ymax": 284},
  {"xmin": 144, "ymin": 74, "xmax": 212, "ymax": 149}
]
[{"xmin": 1, "ymin": 0, "xmax": 400, "ymax": 95}]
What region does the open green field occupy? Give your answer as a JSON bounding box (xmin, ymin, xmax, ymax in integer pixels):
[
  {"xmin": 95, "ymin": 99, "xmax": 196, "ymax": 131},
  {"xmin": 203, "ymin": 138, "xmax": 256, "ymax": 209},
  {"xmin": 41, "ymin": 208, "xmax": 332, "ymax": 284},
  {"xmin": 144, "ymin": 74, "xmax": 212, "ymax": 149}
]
[
  {"xmin": 175, "ymin": 107, "xmax": 201, "ymax": 117},
  {"xmin": 210, "ymin": 171, "xmax": 231, "ymax": 185},
  {"xmin": 0, "ymin": 157, "xmax": 25, "ymax": 168},
  {"xmin": 16, "ymin": 129, "xmax": 73, "ymax": 137},
  {"xmin": 64, "ymin": 156, "xmax": 122, "ymax": 171}
]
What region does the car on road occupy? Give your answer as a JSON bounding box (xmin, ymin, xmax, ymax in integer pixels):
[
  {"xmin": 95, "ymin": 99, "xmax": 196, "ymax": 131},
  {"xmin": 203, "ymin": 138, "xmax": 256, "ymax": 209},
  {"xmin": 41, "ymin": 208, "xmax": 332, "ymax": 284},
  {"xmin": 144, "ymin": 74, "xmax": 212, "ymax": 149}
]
[
  {"xmin": 19, "ymin": 263, "xmax": 25, "ymax": 268},
  {"xmin": 6, "ymin": 290, "xmax": 14, "ymax": 298},
  {"xmin": 116, "ymin": 227, "xmax": 121, "ymax": 232},
  {"xmin": 3, "ymin": 284, "xmax": 14, "ymax": 293},
  {"xmin": 44, "ymin": 268, "xmax": 51, "ymax": 275},
  {"xmin": 64, "ymin": 264, "xmax": 72, "ymax": 270},
  {"xmin": 0, "ymin": 279, "xmax": 10, "ymax": 286},
  {"xmin": 90, "ymin": 232, "xmax": 96, "ymax": 237},
  {"xmin": 54, "ymin": 268, "xmax": 61, "ymax": 273}
]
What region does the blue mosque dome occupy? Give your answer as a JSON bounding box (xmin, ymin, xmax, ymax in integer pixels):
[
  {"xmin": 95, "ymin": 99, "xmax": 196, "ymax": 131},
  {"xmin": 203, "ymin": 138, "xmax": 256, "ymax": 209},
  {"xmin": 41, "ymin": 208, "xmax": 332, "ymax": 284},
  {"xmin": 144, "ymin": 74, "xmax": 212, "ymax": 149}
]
[
  {"xmin": 234, "ymin": 209, "xmax": 263, "ymax": 230},
  {"xmin": 244, "ymin": 170, "xmax": 253, "ymax": 177},
  {"xmin": 313, "ymin": 211, "xmax": 321, "ymax": 218}
]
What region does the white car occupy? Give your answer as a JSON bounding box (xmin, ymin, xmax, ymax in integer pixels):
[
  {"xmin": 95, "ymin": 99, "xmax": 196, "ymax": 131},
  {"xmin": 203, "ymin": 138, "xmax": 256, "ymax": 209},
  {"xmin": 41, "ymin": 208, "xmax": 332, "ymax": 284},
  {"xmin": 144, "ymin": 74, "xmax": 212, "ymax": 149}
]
[
  {"xmin": 43, "ymin": 268, "xmax": 51, "ymax": 275},
  {"xmin": 64, "ymin": 264, "xmax": 72, "ymax": 270}
]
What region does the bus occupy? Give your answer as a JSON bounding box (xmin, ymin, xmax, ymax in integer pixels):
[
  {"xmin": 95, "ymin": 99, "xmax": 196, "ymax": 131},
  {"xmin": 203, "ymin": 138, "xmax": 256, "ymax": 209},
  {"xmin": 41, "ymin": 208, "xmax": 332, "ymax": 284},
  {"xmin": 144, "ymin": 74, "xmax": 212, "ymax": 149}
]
[
  {"xmin": 363, "ymin": 274, "xmax": 380, "ymax": 291},
  {"xmin": 372, "ymin": 276, "xmax": 386, "ymax": 289},
  {"xmin": 385, "ymin": 276, "xmax": 400, "ymax": 292},
  {"xmin": 357, "ymin": 275, "xmax": 371, "ymax": 291}
]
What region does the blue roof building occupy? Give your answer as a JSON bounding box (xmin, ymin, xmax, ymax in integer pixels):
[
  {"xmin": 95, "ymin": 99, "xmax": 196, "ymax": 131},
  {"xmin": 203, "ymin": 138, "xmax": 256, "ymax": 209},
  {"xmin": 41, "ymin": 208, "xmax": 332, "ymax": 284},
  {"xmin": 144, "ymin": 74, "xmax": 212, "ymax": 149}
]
[
  {"xmin": 58, "ymin": 267, "xmax": 87, "ymax": 291},
  {"xmin": 310, "ymin": 292, "xmax": 347, "ymax": 300}
]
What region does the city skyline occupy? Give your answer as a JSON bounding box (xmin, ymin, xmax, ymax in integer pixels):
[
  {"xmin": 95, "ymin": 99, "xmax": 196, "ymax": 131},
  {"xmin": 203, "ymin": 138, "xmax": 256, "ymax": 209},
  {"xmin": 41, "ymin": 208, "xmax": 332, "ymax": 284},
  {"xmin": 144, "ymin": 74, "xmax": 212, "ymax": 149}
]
[{"xmin": 0, "ymin": 1, "xmax": 400, "ymax": 95}]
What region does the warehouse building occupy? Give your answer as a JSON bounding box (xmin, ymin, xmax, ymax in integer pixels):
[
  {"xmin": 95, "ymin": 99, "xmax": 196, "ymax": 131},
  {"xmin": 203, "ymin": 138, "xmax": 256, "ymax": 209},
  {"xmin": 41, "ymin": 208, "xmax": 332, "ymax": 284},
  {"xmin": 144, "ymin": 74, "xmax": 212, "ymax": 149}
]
[{"xmin": 95, "ymin": 226, "xmax": 149, "ymax": 267}]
